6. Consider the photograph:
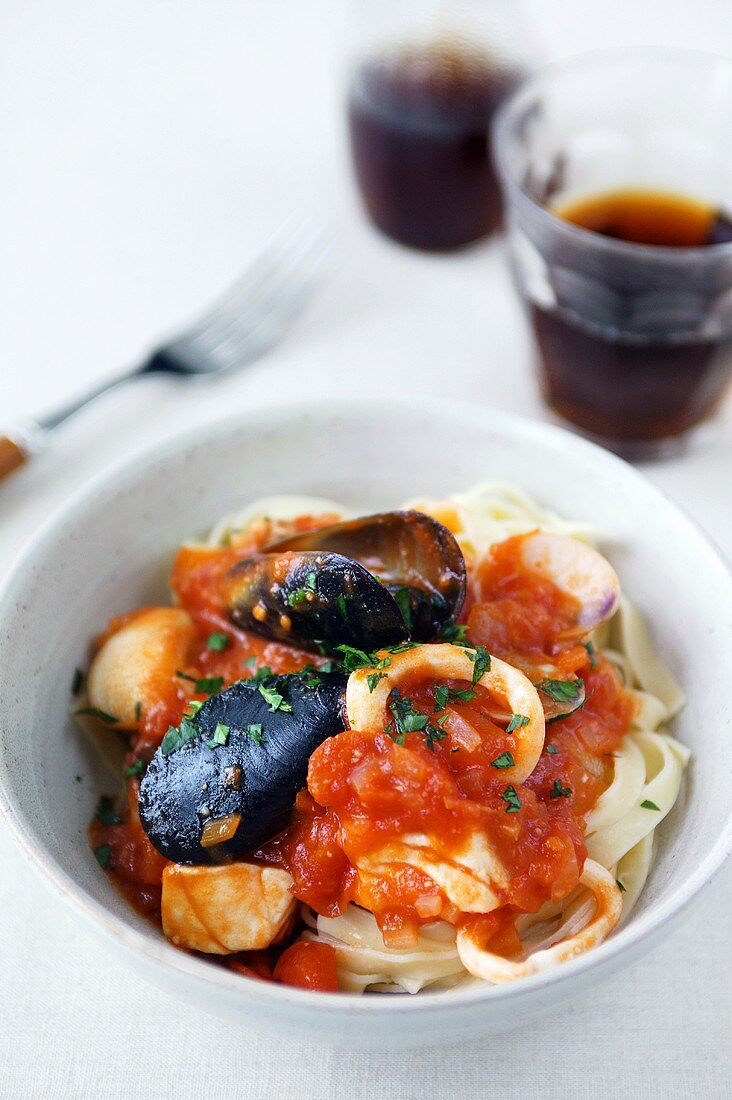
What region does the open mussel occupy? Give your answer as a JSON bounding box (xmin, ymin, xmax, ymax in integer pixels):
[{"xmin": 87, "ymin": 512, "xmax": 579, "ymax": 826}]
[
  {"xmin": 223, "ymin": 510, "xmax": 467, "ymax": 654},
  {"xmin": 138, "ymin": 670, "xmax": 347, "ymax": 863}
]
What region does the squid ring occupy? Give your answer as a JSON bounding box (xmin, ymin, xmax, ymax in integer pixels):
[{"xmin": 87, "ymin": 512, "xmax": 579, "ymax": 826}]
[
  {"xmin": 455, "ymin": 859, "xmax": 623, "ymax": 984},
  {"xmin": 346, "ymin": 642, "xmax": 545, "ymax": 783}
]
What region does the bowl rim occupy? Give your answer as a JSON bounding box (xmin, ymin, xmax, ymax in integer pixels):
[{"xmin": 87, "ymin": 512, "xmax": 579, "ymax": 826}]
[{"xmin": 1, "ymin": 395, "xmax": 730, "ymax": 1018}]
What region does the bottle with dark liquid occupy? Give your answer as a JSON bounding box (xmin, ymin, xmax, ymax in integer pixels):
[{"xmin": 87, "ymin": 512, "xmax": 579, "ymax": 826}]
[
  {"xmin": 531, "ymin": 190, "xmax": 732, "ymax": 446},
  {"xmin": 349, "ymin": 42, "xmax": 521, "ymax": 250}
]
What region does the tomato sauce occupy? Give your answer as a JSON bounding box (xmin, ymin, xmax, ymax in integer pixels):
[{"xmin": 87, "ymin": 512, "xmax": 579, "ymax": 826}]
[{"xmin": 89, "ymin": 524, "xmax": 635, "ymax": 979}]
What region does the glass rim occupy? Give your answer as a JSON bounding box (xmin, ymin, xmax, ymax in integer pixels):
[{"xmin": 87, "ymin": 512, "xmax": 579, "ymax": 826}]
[{"xmin": 491, "ymin": 45, "xmax": 732, "ymax": 263}]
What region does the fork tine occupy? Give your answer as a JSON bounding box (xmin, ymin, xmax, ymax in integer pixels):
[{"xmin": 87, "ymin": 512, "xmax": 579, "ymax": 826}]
[
  {"xmin": 190, "ymin": 223, "xmax": 331, "ymax": 357},
  {"xmin": 192, "ymin": 234, "xmax": 332, "ymax": 371},
  {"xmin": 183, "ymin": 217, "xmax": 326, "ymax": 345},
  {"xmin": 196, "ymin": 240, "xmax": 333, "ymax": 370}
]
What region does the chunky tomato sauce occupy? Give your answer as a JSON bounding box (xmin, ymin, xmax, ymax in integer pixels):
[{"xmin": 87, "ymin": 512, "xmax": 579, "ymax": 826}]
[{"xmin": 89, "ymin": 526, "xmax": 635, "ymax": 985}]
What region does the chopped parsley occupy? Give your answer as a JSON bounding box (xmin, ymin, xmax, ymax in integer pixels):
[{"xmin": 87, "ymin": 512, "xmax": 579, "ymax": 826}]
[
  {"xmin": 336, "ymin": 594, "xmax": 349, "ymax": 621},
  {"xmin": 466, "ymin": 645, "xmax": 491, "ymax": 686},
  {"xmin": 393, "ymin": 586, "xmax": 413, "ymax": 631},
  {"xmin": 74, "ymin": 706, "xmax": 119, "ymax": 725},
  {"xmin": 123, "ymin": 759, "xmax": 145, "ymax": 778},
  {"xmin": 205, "ymin": 722, "xmax": 230, "ymax": 750},
  {"xmin": 538, "ymin": 678, "xmax": 583, "ymax": 703},
  {"xmin": 440, "ymin": 622, "xmax": 469, "ymax": 646},
  {"xmin": 640, "ymin": 799, "xmax": 661, "ymax": 811},
  {"xmin": 94, "ymin": 844, "xmax": 112, "ymax": 869},
  {"xmin": 386, "ymin": 689, "xmax": 446, "ymax": 750},
  {"xmin": 175, "ymin": 670, "xmax": 197, "ymax": 682},
  {"xmin": 433, "ymin": 683, "xmax": 475, "ymax": 710},
  {"xmin": 95, "ymin": 796, "xmax": 122, "ymax": 825},
  {"xmin": 195, "ymin": 676, "xmax": 224, "ymax": 695},
  {"xmin": 287, "ymin": 572, "xmax": 317, "ymax": 607},
  {"xmin": 546, "ymin": 744, "xmax": 559, "ymax": 755},
  {"xmin": 335, "ymin": 645, "xmax": 391, "ymax": 673},
  {"xmin": 206, "ymin": 631, "xmax": 230, "ymax": 651},
  {"xmin": 501, "ymin": 785, "xmax": 522, "ymax": 813},
  {"xmin": 71, "ymin": 667, "xmax": 84, "ymax": 696},
  {"xmin": 616, "ymin": 879, "xmax": 627, "ymax": 893},
  {"xmin": 550, "ymin": 779, "xmax": 573, "ymax": 799},
  {"xmin": 161, "ymin": 716, "xmax": 199, "ymax": 756},
  {"xmin": 506, "ymin": 713, "xmax": 530, "ymax": 733},
  {"xmin": 367, "ymin": 671, "xmax": 387, "ymax": 693},
  {"xmin": 584, "ymin": 641, "xmax": 598, "ymax": 670},
  {"xmin": 250, "ymin": 665, "xmax": 274, "ymax": 682},
  {"xmin": 258, "ymin": 682, "xmax": 292, "ymax": 713},
  {"xmin": 246, "ymin": 723, "xmax": 263, "ymax": 745},
  {"xmin": 491, "ymin": 751, "xmax": 515, "ymax": 769},
  {"xmin": 434, "ymin": 684, "xmax": 449, "ymax": 712},
  {"xmin": 243, "ymin": 656, "xmax": 257, "ymax": 669}
]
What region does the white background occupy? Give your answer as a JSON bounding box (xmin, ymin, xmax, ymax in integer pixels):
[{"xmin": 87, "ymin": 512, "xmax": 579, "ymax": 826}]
[{"xmin": 1, "ymin": 2, "xmax": 731, "ymax": 1097}]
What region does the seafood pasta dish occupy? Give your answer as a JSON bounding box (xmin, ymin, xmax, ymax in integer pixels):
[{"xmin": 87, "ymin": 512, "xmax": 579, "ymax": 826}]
[{"xmin": 76, "ymin": 484, "xmax": 688, "ymax": 994}]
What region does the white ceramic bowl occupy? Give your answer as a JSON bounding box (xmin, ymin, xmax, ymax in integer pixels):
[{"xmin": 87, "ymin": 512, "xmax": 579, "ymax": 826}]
[{"xmin": 0, "ymin": 400, "xmax": 730, "ymax": 1049}]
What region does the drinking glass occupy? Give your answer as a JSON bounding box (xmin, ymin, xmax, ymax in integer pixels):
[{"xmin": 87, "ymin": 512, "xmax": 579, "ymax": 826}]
[
  {"xmin": 347, "ymin": 0, "xmax": 539, "ymax": 251},
  {"xmin": 493, "ymin": 48, "xmax": 732, "ymax": 458}
]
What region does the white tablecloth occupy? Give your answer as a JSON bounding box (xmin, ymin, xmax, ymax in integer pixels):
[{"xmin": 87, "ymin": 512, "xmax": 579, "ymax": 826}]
[{"xmin": 1, "ymin": 2, "xmax": 731, "ymax": 1096}]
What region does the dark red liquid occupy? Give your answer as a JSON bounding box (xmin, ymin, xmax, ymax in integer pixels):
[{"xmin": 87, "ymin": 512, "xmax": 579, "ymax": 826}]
[
  {"xmin": 533, "ymin": 189, "xmax": 732, "ymax": 443},
  {"xmin": 348, "ymin": 45, "xmax": 520, "ymax": 251}
]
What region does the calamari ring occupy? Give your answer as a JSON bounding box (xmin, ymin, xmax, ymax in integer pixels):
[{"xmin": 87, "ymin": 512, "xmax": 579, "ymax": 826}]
[
  {"xmin": 346, "ymin": 643, "xmax": 545, "ymax": 783},
  {"xmin": 455, "ymin": 859, "xmax": 623, "ymax": 983}
]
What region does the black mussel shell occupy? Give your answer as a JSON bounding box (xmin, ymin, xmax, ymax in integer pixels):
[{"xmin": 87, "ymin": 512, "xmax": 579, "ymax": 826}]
[
  {"xmin": 224, "ymin": 510, "xmax": 467, "ymax": 652},
  {"xmin": 138, "ymin": 671, "xmax": 347, "ymax": 863},
  {"xmin": 224, "ymin": 550, "xmax": 409, "ymax": 653}
]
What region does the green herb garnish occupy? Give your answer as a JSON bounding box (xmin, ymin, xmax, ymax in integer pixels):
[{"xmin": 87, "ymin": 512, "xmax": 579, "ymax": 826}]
[
  {"xmin": 95, "ymin": 795, "xmax": 122, "ymax": 825},
  {"xmin": 94, "ymin": 844, "xmax": 112, "ymax": 869},
  {"xmin": 616, "ymin": 879, "xmax": 627, "ymax": 893},
  {"xmin": 538, "ymin": 678, "xmax": 583, "ymax": 703},
  {"xmin": 161, "ymin": 716, "xmax": 199, "ymax": 756},
  {"xmin": 246, "ymin": 723, "xmax": 263, "ymax": 745},
  {"xmin": 123, "ymin": 759, "xmax": 145, "ymax": 778},
  {"xmin": 74, "ymin": 706, "xmax": 119, "ymax": 725},
  {"xmin": 491, "ymin": 751, "xmax": 515, "ymax": 769},
  {"xmin": 205, "ymin": 722, "xmax": 231, "ymax": 750},
  {"xmin": 506, "ymin": 713, "xmax": 530, "ymax": 733},
  {"xmin": 440, "ymin": 623, "xmax": 469, "ymax": 646},
  {"xmin": 501, "ymin": 785, "xmax": 522, "ymax": 813},
  {"xmin": 206, "ymin": 631, "xmax": 230, "ymax": 652},
  {"xmin": 367, "ymin": 672, "xmax": 387, "ymax": 693},
  {"xmin": 336, "ymin": 594, "xmax": 349, "ymax": 621},
  {"xmin": 466, "ymin": 645, "xmax": 491, "ymax": 686},
  {"xmin": 584, "ymin": 641, "xmax": 598, "ymax": 669},
  {"xmin": 175, "ymin": 670, "xmax": 197, "ymax": 682},
  {"xmin": 546, "ymin": 744, "xmax": 559, "ymax": 755},
  {"xmin": 258, "ymin": 682, "xmax": 292, "ymax": 713},
  {"xmin": 195, "ymin": 676, "xmax": 224, "ymax": 695},
  {"xmin": 393, "ymin": 586, "xmax": 413, "ymax": 631},
  {"xmin": 550, "ymin": 779, "xmax": 573, "ymax": 799},
  {"xmin": 640, "ymin": 799, "xmax": 660, "ymax": 811}
]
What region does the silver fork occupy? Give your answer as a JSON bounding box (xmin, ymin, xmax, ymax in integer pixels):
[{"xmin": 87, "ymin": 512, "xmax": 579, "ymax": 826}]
[{"xmin": 1, "ymin": 217, "xmax": 331, "ymax": 482}]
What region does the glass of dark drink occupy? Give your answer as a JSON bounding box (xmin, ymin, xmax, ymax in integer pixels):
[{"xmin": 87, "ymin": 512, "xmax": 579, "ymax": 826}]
[
  {"xmin": 493, "ymin": 48, "xmax": 732, "ymax": 458},
  {"xmin": 347, "ymin": 3, "xmax": 537, "ymax": 251}
]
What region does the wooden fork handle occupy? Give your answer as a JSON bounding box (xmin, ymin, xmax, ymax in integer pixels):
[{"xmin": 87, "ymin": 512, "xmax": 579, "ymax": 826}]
[{"xmin": 0, "ymin": 435, "xmax": 29, "ymax": 480}]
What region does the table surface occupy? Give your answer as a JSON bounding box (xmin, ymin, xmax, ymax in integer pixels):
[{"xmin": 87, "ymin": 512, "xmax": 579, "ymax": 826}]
[{"xmin": 1, "ymin": 1, "xmax": 731, "ymax": 1097}]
